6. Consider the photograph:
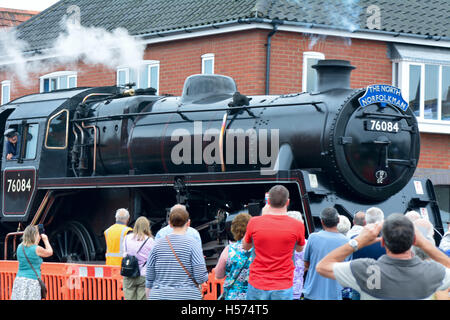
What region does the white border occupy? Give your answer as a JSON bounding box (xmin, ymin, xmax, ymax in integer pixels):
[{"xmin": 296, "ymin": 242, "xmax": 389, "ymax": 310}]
[
  {"xmin": 39, "ymin": 71, "xmax": 77, "ymax": 93},
  {"xmin": 396, "ymin": 61, "xmax": 450, "ymax": 133},
  {"xmin": 201, "ymin": 53, "xmax": 215, "ymax": 75},
  {"xmin": 1, "ymin": 80, "xmax": 11, "ymax": 105},
  {"xmin": 302, "ymin": 52, "xmax": 325, "ymax": 92}
]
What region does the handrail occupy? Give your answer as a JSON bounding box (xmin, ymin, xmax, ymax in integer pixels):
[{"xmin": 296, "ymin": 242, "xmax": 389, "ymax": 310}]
[
  {"xmin": 219, "ymin": 112, "xmax": 228, "ymax": 172},
  {"xmin": 3, "ymin": 232, "xmax": 23, "ymax": 260},
  {"xmin": 81, "ymin": 122, "xmax": 98, "ymax": 176},
  {"xmin": 81, "ymin": 93, "xmax": 112, "ymax": 104},
  {"xmin": 30, "ymin": 190, "xmax": 52, "ymax": 226},
  {"xmin": 71, "ymin": 101, "xmax": 325, "ymax": 123}
]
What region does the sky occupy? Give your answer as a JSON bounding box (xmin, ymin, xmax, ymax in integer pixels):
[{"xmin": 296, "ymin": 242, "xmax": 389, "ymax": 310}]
[{"xmin": 0, "ymin": 0, "xmax": 60, "ymax": 11}]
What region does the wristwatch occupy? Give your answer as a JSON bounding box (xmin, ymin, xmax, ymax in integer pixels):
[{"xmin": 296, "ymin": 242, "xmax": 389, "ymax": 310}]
[{"xmin": 348, "ymin": 239, "xmax": 359, "ymax": 252}]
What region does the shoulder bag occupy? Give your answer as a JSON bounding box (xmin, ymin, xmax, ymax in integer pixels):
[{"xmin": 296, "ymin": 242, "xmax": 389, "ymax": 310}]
[
  {"xmin": 121, "ymin": 236, "xmax": 150, "ymax": 278},
  {"xmin": 166, "ymin": 235, "xmax": 203, "ymax": 296},
  {"xmin": 22, "ymin": 245, "xmax": 47, "ymax": 300}
]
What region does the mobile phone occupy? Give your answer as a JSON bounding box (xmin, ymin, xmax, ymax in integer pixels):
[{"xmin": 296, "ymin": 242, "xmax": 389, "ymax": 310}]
[
  {"xmin": 38, "ymin": 224, "xmax": 45, "ymax": 235},
  {"xmin": 265, "ymin": 192, "xmax": 270, "ymax": 205}
]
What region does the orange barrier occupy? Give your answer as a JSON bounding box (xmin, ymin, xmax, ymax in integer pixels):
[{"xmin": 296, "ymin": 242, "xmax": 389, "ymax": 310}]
[
  {"xmin": 202, "ymin": 268, "xmax": 225, "ymax": 300},
  {"xmin": 0, "ymin": 261, "xmax": 124, "ymax": 300},
  {"xmin": 0, "ymin": 260, "xmax": 223, "ymax": 300}
]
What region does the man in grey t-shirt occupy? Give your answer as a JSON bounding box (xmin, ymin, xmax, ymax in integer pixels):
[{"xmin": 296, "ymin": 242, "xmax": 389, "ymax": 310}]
[{"xmin": 316, "ymin": 214, "xmax": 450, "ymax": 300}]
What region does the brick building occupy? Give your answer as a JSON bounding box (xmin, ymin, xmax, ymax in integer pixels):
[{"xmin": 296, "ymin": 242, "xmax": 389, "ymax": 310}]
[
  {"xmin": 0, "ymin": 0, "xmax": 449, "ymax": 220},
  {"xmin": 0, "ymin": 7, "xmax": 38, "ymax": 28}
]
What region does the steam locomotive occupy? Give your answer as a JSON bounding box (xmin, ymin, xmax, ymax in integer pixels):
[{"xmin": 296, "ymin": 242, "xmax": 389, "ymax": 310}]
[{"xmin": 0, "ymin": 60, "xmax": 444, "ymax": 264}]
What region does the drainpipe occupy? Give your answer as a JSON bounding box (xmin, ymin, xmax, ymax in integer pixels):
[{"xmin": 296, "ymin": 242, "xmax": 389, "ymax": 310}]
[{"xmin": 265, "ymin": 20, "xmax": 282, "ymax": 95}]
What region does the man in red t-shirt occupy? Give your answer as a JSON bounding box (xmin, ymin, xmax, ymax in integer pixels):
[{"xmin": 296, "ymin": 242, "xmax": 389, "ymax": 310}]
[{"xmin": 243, "ymin": 185, "xmax": 306, "ymax": 300}]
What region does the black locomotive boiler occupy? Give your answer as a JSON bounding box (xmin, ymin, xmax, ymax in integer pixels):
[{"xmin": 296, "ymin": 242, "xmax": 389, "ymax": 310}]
[{"xmin": 0, "ymin": 60, "xmax": 444, "ymax": 264}]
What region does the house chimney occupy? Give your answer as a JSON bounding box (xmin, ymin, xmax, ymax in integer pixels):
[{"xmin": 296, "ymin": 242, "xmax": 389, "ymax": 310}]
[{"xmin": 312, "ymin": 59, "xmax": 355, "ymax": 92}]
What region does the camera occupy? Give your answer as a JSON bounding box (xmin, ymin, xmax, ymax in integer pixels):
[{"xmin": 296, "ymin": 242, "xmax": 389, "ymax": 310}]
[{"xmin": 38, "ymin": 224, "xmax": 45, "ymax": 235}]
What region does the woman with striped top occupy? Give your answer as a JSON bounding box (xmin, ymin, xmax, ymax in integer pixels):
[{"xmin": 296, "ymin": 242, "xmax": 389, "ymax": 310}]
[{"xmin": 146, "ymin": 204, "xmax": 208, "ymax": 300}]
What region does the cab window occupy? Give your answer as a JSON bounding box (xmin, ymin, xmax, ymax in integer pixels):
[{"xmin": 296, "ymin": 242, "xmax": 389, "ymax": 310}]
[
  {"xmin": 45, "ymin": 110, "xmax": 68, "ymax": 149},
  {"xmin": 24, "ymin": 124, "xmax": 39, "ymax": 159},
  {"xmin": 4, "ymin": 123, "xmax": 39, "ymax": 161}
]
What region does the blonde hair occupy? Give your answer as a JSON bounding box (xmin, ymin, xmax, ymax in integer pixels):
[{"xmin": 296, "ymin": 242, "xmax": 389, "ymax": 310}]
[
  {"xmin": 133, "ymin": 216, "xmax": 152, "ymax": 241},
  {"xmin": 22, "ymin": 225, "xmax": 38, "ymax": 247}
]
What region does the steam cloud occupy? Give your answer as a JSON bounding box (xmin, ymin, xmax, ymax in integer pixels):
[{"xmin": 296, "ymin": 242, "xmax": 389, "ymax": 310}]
[
  {"xmin": 0, "ymin": 19, "xmax": 145, "ymax": 85},
  {"xmin": 285, "ymin": 0, "xmax": 361, "ymax": 49}
]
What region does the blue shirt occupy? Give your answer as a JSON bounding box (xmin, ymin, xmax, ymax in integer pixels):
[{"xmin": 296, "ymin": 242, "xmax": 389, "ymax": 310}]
[
  {"xmin": 6, "ymin": 139, "xmax": 19, "ymax": 160},
  {"xmin": 155, "ymin": 225, "xmax": 202, "ymax": 246},
  {"xmin": 16, "ymin": 244, "xmax": 43, "ymax": 280},
  {"xmin": 302, "ymin": 230, "xmax": 351, "ymax": 300},
  {"xmin": 351, "ymin": 234, "xmax": 386, "ymax": 260}
]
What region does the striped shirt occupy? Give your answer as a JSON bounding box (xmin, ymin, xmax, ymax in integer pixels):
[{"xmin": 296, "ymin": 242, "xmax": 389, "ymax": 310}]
[{"xmin": 146, "ymin": 233, "xmax": 208, "ymax": 300}]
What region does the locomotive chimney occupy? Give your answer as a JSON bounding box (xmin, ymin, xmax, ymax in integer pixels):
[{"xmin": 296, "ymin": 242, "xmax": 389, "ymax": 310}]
[{"xmin": 312, "ymin": 59, "xmax": 355, "ymax": 92}]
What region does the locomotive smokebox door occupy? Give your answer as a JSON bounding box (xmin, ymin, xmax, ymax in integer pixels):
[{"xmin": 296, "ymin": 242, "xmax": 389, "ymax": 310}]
[{"xmin": 2, "ymin": 168, "xmax": 36, "ymax": 218}]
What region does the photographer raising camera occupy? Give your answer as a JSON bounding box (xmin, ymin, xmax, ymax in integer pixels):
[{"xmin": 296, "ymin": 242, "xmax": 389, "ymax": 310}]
[{"xmin": 11, "ymin": 225, "xmax": 53, "ymax": 300}]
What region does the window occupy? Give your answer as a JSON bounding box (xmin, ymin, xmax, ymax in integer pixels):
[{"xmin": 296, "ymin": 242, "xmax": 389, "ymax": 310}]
[
  {"xmin": 391, "ymin": 43, "xmax": 450, "ymax": 132},
  {"xmin": 5, "ymin": 123, "xmax": 39, "ymax": 160},
  {"xmin": 40, "ymin": 71, "xmax": 77, "ymax": 93},
  {"xmin": 397, "ymin": 62, "xmax": 450, "ymax": 123},
  {"xmin": 45, "ymin": 109, "xmax": 69, "ymax": 149},
  {"xmin": 201, "ymin": 53, "xmax": 214, "ymax": 75},
  {"xmin": 302, "ymin": 52, "xmax": 325, "ymax": 92},
  {"xmin": 1, "ymin": 80, "xmax": 10, "ymax": 105},
  {"xmin": 24, "ymin": 124, "xmax": 39, "ymax": 160},
  {"xmin": 116, "ymin": 60, "xmax": 160, "ymax": 94}
]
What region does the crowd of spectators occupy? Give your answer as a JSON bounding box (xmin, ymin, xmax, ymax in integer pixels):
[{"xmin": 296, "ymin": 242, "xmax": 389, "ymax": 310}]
[
  {"xmin": 13, "ymin": 184, "xmax": 449, "ymax": 301},
  {"xmin": 117, "ymin": 186, "xmax": 450, "ymax": 300}
]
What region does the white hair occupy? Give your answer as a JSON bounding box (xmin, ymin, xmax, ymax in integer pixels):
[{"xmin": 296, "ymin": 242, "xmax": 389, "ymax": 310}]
[
  {"xmin": 405, "ymin": 210, "xmax": 421, "ymax": 222},
  {"xmin": 412, "ymin": 219, "xmax": 436, "ymax": 260},
  {"xmin": 337, "ymin": 215, "xmax": 351, "ymax": 235},
  {"xmin": 286, "ymin": 211, "xmax": 303, "ymax": 223},
  {"xmin": 365, "ymin": 207, "xmax": 384, "ymax": 224},
  {"xmin": 414, "ymin": 218, "xmax": 434, "ymax": 239},
  {"xmin": 115, "ymin": 208, "xmax": 130, "ymax": 222}
]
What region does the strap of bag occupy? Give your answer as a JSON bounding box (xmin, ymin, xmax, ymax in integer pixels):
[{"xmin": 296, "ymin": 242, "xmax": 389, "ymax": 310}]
[
  {"xmin": 166, "ymin": 235, "xmax": 199, "ymax": 287},
  {"xmin": 224, "ymin": 247, "xmax": 251, "ymax": 292},
  {"xmin": 136, "ymin": 237, "xmax": 150, "ymax": 255},
  {"xmin": 22, "ymin": 245, "xmax": 41, "ymax": 280}
]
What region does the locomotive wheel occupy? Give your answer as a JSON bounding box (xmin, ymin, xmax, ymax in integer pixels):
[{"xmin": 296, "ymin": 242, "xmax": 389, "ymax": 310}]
[{"xmin": 50, "ymin": 221, "xmax": 96, "ymax": 263}]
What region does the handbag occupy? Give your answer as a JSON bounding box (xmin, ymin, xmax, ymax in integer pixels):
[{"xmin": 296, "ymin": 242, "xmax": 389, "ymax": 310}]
[
  {"xmin": 217, "ymin": 248, "xmax": 251, "ymax": 300},
  {"xmin": 121, "ymin": 236, "xmax": 150, "ymax": 278},
  {"xmin": 22, "ymin": 245, "xmax": 47, "ymax": 300},
  {"xmin": 166, "ymin": 236, "xmax": 203, "ymax": 296}
]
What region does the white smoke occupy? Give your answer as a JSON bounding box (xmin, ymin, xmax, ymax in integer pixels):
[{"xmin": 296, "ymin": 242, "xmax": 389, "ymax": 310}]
[
  {"xmin": 286, "ymin": 0, "xmax": 361, "ymax": 48},
  {"xmin": 0, "ymin": 18, "xmax": 145, "ymax": 85},
  {"xmin": 0, "ymin": 28, "xmax": 30, "ymax": 84},
  {"xmin": 53, "ymin": 19, "xmax": 145, "ymax": 70}
]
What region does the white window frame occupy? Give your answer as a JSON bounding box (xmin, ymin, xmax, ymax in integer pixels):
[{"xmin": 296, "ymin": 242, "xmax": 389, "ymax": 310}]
[
  {"xmin": 201, "ymin": 53, "xmax": 215, "ymax": 75},
  {"xmin": 116, "ymin": 67, "xmax": 130, "ymax": 86},
  {"xmin": 395, "ymin": 60, "xmax": 450, "ymax": 134},
  {"xmin": 302, "ymin": 52, "xmax": 325, "ymax": 92},
  {"xmin": 40, "ymin": 71, "xmax": 77, "ymax": 93},
  {"xmin": 1, "ymin": 80, "xmax": 11, "ymax": 105},
  {"xmin": 116, "ymin": 60, "xmax": 160, "ymax": 94}
]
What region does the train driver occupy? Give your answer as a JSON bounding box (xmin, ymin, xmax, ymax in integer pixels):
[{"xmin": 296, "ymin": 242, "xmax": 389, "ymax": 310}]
[{"xmin": 4, "ymin": 128, "xmax": 19, "ymax": 160}]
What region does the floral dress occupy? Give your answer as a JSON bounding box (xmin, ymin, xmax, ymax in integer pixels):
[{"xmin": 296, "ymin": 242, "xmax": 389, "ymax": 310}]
[
  {"xmin": 292, "ymin": 251, "xmax": 305, "ymax": 299},
  {"xmin": 223, "ymin": 240, "xmax": 254, "ymax": 300}
]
